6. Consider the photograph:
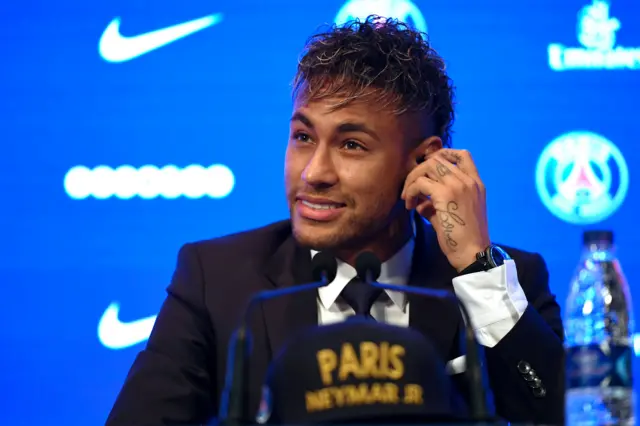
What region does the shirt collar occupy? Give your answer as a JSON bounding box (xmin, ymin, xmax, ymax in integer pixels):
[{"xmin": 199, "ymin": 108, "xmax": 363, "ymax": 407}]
[{"xmin": 311, "ymin": 219, "xmax": 416, "ymax": 311}]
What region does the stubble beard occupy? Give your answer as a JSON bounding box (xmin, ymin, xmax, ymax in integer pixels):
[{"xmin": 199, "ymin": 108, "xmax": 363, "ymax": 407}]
[{"xmin": 290, "ymin": 200, "xmax": 406, "ymax": 255}]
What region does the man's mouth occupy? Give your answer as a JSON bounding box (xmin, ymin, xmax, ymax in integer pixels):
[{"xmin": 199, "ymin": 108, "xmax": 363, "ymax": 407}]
[
  {"xmin": 300, "ymin": 200, "xmax": 345, "ymax": 210},
  {"xmin": 295, "ymin": 197, "xmax": 347, "ymax": 222}
]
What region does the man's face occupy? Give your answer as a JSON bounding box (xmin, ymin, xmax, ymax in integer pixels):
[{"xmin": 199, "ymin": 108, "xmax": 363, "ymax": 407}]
[{"xmin": 285, "ymin": 92, "xmax": 418, "ymax": 250}]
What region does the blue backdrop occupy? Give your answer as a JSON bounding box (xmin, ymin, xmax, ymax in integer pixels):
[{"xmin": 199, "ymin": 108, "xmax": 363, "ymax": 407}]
[{"xmin": 1, "ymin": 0, "xmax": 639, "ymax": 424}]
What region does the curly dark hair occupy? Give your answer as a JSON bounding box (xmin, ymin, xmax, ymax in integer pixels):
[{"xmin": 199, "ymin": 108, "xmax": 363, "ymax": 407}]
[{"xmin": 292, "ymin": 15, "xmax": 456, "ymax": 147}]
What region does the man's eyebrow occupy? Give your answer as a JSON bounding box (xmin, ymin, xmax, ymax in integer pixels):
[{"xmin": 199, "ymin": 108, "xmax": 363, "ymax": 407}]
[
  {"xmin": 336, "ymin": 122, "xmax": 379, "ymax": 140},
  {"xmin": 290, "ymin": 112, "xmax": 314, "ymax": 128},
  {"xmin": 290, "ymin": 112, "xmax": 380, "ymax": 140}
]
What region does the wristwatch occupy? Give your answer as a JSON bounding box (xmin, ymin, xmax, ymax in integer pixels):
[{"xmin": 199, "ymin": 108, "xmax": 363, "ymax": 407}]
[{"xmin": 459, "ymin": 244, "xmax": 511, "ymax": 275}]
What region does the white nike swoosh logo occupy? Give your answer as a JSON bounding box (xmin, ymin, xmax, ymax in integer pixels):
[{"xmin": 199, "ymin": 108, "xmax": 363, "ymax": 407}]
[
  {"xmin": 98, "ymin": 13, "xmax": 223, "ymax": 63},
  {"xmin": 98, "ymin": 302, "xmax": 157, "ymax": 349}
]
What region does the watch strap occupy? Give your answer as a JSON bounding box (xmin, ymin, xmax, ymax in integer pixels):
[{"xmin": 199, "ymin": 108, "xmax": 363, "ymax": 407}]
[{"xmin": 457, "ymin": 245, "xmax": 493, "ymax": 276}]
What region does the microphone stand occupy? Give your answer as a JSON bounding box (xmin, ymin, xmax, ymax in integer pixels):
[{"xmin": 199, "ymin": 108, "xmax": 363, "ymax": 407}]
[
  {"xmin": 218, "ymin": 280, "xmax": 333, "ymax": 425},
  {"xmin": 218, "ymin": 325, "xmax": 251, "ymax": 426}
]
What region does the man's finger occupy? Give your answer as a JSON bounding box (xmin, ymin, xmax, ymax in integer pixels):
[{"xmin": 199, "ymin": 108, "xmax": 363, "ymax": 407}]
[
  {"xmin": 432, "ymin": 154, "xmax": 476, "ymax": 187},
  {"xmin": 403, "ymin": 163, "xmax": 434, "ymax": 199},
  {"xmin": 403, "ymin": 176, "xmax": 438, "ymax": 210},
  {"xmin": 422, "ymin": 156, "xmax": 462, "ymax": 184},
  {"xmin": 403, "ymin": 156, "xmax": 458, "ymax": 199},
  {"xmin": 416, "ymin": 198, "xmax": 436, "ymax": 220},
  {"xmin": 437, "ymin": 149, "xmax": 480, "ymax": 179}
]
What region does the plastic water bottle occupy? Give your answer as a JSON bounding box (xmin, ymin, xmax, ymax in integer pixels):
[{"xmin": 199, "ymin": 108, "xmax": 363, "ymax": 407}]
[{"xmin": 565, "ymin": 230, "xmax": 635, "ymax": 425}]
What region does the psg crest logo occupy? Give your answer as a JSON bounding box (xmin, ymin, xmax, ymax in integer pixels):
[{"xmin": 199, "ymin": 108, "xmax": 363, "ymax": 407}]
[{"xmin": 535, "ymin": 131, "xmax": 629, "ymax": 225}]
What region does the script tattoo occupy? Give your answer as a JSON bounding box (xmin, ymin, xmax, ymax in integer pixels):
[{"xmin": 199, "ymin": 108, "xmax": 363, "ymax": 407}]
[
  {"xmin": 452, "ymin": 153, "xmax": 463, "ymax": 164},
  {"xmin": 437, "ymin": 201, "xmax": 466, "ymax": 251},
  {"xmin": 435, "ymin": 162, "xmax": 450, "ymax": 177}
]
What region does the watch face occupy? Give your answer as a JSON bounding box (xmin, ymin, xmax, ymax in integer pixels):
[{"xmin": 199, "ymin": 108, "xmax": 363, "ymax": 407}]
[{"xmin": 488, "ymin": 245, "xmax": 509, "ymax": 267}]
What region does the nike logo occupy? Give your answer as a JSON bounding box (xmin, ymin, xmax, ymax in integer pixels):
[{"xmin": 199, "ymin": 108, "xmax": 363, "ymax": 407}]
[
  {"xmin": 98, "ymin": 302, "xmax": 157, "ymax": 349},
  {"xmin": 98, "ymin": 13, "xmax": 223, "ymax": 63}
]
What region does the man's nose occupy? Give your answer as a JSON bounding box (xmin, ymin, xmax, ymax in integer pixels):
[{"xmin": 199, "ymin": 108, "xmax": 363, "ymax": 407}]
[{"xmin": 301, "ymin": 145, "xmax": 339, "ymax": 187}]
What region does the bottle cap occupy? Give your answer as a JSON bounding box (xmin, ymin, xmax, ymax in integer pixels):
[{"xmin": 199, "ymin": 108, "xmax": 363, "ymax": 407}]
[{"xmin": 583, "ymin": 230, "xmax": 614, "ymax": 245}]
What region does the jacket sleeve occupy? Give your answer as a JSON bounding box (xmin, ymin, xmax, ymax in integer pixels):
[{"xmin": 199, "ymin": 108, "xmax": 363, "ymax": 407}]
[
  {"xmin": 106, "ymin": 243, "xmax": 217, "ymax": 426},
  {"xmin": 485, "ymin": 253, "xmax": 565, "ymax": 425}
]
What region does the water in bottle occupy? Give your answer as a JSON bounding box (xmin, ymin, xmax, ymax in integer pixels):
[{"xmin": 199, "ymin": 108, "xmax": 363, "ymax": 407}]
[{"xmin": 565, "ymin": 230, "xmax": 635, "ymax": 425}]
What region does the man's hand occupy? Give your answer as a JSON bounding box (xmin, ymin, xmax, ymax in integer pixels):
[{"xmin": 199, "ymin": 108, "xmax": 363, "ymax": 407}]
[{"xmin": 401, "ymin": 148, "xmax": 491, "ymax": 272}]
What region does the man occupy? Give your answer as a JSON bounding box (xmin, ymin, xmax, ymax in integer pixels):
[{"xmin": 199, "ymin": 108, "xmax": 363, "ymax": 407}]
[{"xmin": 106, "ymin": 16, "xmax": 564, "ymax": 425}]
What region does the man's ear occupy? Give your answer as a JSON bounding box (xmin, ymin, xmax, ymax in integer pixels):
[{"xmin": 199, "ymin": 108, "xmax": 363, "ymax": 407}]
[{"xmin": 408, "ymin": 136, "xmax": 443, "ymax": 168}]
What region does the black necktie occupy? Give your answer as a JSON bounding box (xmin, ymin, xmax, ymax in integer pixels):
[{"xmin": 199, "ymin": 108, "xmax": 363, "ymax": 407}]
[{"xmin": 340, "ymin": 277, "xmax": 382, "ymax": 319}]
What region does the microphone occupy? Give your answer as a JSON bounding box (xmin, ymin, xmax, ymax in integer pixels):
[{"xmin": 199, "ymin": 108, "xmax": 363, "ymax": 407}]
[
  {"xmin": 217, "ymin": 251, "xmax": 338, "ymax": 426},
  {"xmin": 355, "ymin": 251, "xmax": 492, "ymax": 422}
]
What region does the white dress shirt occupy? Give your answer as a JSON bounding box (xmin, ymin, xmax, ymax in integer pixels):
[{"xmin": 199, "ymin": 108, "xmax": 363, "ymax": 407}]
[{"xmin": 311, "ymin": 229, "xmax": 529, "ymax": 352}]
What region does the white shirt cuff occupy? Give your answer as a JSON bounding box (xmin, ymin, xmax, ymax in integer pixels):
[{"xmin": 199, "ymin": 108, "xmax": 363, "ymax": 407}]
[{"xmin": 451, "ymin": 259, "xmax": 528, "ymax": 348}]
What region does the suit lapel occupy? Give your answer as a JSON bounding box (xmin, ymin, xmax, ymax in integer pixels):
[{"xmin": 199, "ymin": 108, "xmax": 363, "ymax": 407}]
[
  {"xmin": 262, "ymin": 231, "xmax": 317, "ymax": 359},
  {"xmin": 408, "ymin": 215, "xmax": 463, "ymax": 360}
]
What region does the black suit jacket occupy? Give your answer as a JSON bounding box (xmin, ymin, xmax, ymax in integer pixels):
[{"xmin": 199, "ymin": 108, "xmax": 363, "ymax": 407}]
[{"xmin": 106, "ymin": 218, "xmax": 565, "ymax": 425}]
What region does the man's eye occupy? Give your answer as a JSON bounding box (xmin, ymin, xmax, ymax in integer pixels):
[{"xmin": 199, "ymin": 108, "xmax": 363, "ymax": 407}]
[
  {"xmin": 294, "ymin": 132, "xmax": 311, "ymax": 143},
  {"xmin": 343, "ymin": 140, "xmax": 365, "ymax": 150}
]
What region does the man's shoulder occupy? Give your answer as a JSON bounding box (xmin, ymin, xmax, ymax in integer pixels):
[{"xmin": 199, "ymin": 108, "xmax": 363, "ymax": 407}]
[{"xmin": 185, "ymin": 219, "xmax": 293, "ymax": 261}]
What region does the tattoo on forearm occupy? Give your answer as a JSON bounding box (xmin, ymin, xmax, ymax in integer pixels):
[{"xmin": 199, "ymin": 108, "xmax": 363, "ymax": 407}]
[
  {"xmin": 437, "ymin": 201, "xmax": 466, "ymax": 251},
  {"xmin": 435, "ymin": 162, "xmax": 450, "ymax": 177}
]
